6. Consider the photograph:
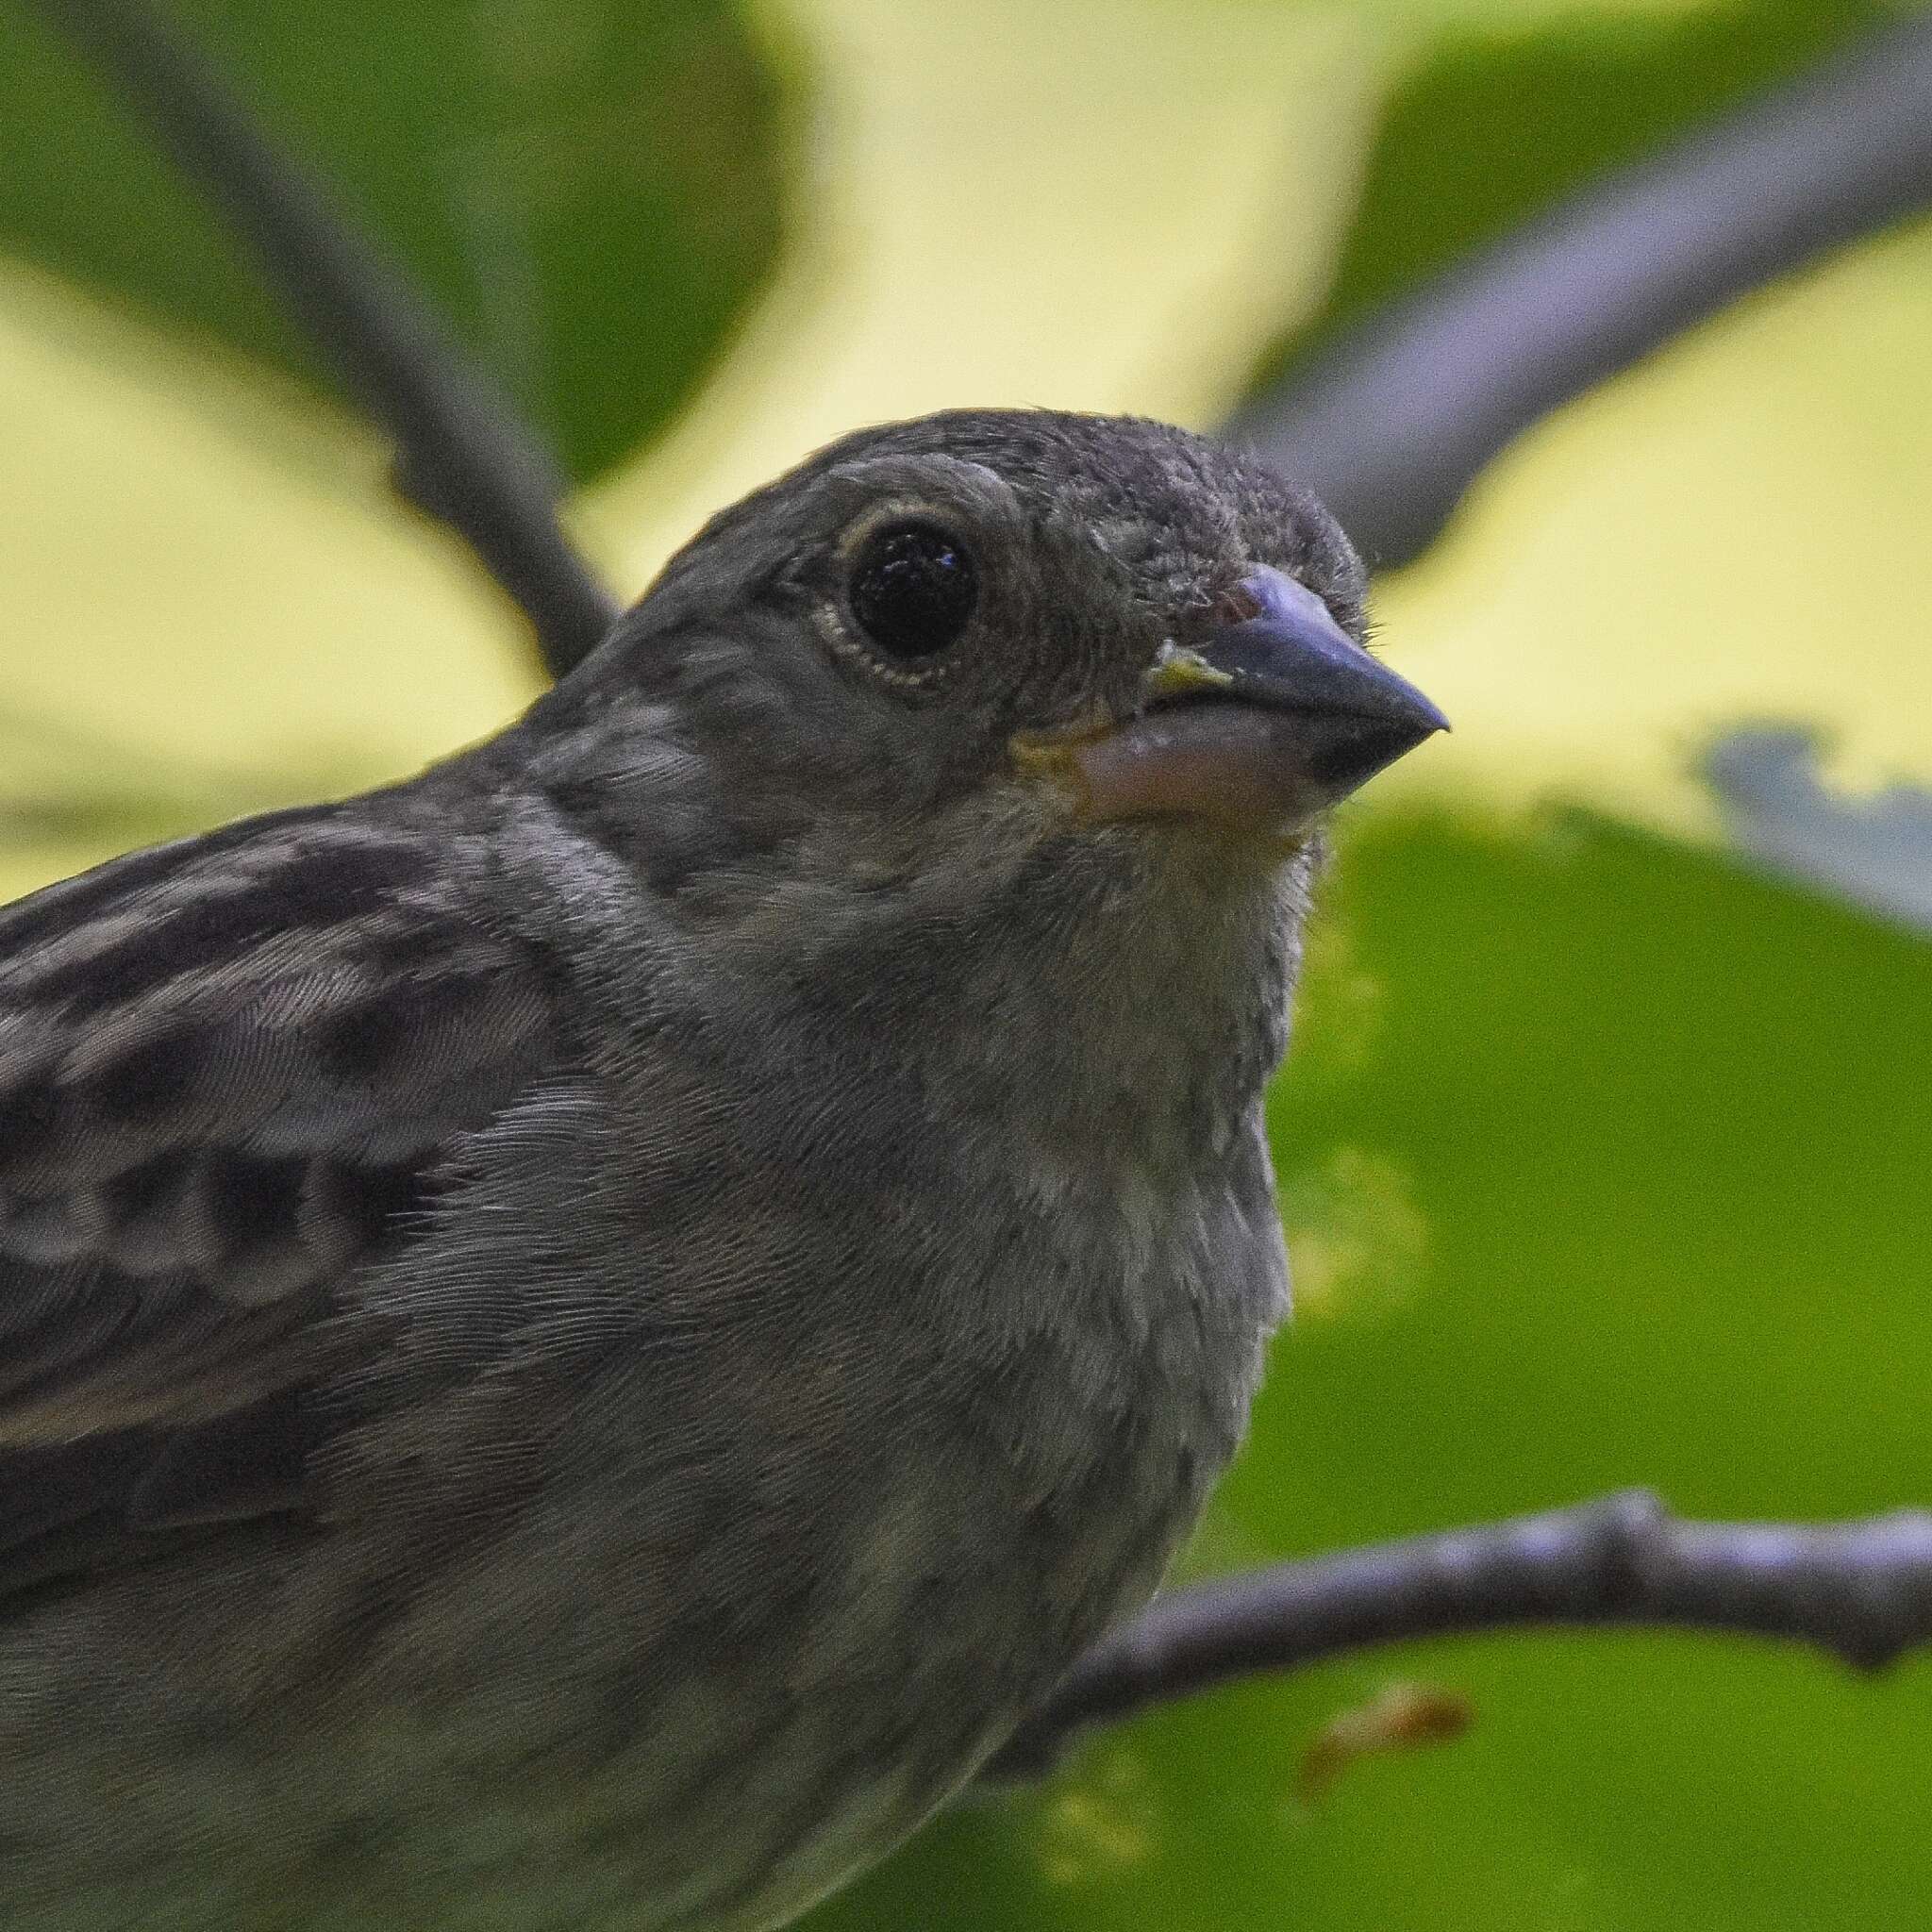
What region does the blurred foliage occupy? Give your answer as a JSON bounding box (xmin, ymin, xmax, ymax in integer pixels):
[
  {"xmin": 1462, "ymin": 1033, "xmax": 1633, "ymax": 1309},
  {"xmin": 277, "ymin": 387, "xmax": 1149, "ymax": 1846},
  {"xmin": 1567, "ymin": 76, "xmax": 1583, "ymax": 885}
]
[
  {"xmin": 3, "ymin": 0, "xmax": 1932, "ymax": 1928},
  {"xmin": 1368, "ymin": 209, "xmax": 1932, "ymax": 834},
  {"xmin": 0, "ymin": 0, "xmax": 785, "ymax": 478},
  {"xmin": 1250, "ymin": 0, "xmax": 1893, "ymax": 392}
]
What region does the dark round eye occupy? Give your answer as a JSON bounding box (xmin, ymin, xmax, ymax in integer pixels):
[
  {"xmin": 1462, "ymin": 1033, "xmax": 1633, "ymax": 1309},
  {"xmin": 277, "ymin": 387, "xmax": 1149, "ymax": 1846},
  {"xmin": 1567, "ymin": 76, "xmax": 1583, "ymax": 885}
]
[{"xmin": 847, "ymin": 522, "xmax": 977, "ymax": 660}]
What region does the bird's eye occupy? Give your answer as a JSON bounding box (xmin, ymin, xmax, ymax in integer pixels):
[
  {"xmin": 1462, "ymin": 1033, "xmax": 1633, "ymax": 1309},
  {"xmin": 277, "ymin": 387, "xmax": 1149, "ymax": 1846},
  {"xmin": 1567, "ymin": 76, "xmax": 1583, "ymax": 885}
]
[{"xmin": 847, "ymin": 522, "xmax": 977, "ymax": 660}]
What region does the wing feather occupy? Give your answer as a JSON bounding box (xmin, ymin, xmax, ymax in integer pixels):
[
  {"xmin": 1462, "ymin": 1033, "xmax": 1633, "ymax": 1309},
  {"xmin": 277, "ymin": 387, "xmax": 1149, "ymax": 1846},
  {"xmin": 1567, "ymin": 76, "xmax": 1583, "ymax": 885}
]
[{"xmin": 0, "ymin": 797, "xmax": 560, "ymax": 1541}]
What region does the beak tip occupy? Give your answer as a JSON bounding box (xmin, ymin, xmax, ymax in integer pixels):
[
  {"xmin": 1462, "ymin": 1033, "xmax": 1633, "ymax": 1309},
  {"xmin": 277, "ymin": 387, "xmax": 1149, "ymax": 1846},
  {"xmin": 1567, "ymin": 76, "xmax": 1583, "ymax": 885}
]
[
  {"xmin": 1344, "ymin": 642, "xmax": 1448, "ymax": 749},
  {"xmin": 1412, "ymin": 695, "xmax": 1452, "ymax": 741}
]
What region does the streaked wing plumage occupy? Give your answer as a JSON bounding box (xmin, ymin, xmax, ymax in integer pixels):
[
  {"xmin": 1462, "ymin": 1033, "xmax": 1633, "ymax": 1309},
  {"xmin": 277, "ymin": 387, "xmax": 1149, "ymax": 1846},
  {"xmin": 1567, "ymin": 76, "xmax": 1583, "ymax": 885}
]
[{"xmin": 0, "ymin": 796, "xmax": 559, "ymax": 1591}]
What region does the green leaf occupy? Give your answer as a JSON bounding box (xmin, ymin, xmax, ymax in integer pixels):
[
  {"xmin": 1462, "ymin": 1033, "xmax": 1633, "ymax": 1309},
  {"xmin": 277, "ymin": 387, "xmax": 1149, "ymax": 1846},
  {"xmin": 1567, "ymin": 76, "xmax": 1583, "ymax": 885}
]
[{"xmin": 0, "ymin": 0, "xmax": 785, "ymax": 480}]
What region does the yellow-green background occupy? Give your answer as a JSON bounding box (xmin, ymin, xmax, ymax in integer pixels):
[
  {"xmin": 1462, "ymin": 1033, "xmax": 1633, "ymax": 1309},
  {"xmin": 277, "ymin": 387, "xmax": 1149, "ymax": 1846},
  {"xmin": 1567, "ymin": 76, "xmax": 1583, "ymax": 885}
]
[{"xmin": 4, "ymin": 1, "xmax": 1929, "ymax": 1924}]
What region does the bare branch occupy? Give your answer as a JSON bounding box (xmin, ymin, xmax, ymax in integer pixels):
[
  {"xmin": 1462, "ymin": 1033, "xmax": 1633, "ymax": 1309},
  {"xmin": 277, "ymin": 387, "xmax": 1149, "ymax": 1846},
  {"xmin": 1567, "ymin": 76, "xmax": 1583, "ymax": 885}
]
[
  {"xmin": 25, "ymin": 0, "xmax": 620, "ymax": 676},
  {"xmin": 987, "ymin": 1491, "xmax": 1932, "ymax": 1780},
  {"xmin": 1228, "ymin": 15, "xmax": 1932, "ymax": 572}
]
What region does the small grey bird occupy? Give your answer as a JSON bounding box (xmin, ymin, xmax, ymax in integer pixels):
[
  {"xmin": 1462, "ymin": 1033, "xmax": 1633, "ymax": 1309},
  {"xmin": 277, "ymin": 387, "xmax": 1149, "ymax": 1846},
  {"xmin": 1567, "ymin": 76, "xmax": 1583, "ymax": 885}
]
[{"xmin": 0, "ymin": 408, "xmax": 1441, "ymax": 1930}]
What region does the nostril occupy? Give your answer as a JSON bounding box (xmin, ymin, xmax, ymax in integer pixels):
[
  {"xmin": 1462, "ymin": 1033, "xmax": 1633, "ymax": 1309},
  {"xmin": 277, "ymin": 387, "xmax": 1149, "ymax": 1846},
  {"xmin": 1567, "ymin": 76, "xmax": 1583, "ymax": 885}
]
[{"xmin": 1208, "ymin": 583, "xmax": 1265, "ymax": 627}]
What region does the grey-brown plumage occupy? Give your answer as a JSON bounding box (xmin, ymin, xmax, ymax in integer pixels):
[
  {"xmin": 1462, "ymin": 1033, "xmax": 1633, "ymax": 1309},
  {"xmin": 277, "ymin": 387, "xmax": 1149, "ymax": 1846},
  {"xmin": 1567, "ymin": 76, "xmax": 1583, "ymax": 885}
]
[{"xmin": 0, "ymin": 409, "xmax": 1441, "ymax": 1930}]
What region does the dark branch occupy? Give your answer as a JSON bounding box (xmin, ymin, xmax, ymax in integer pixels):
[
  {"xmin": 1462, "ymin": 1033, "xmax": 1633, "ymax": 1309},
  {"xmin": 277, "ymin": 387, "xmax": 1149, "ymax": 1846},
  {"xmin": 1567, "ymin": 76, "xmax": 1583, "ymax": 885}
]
[
  {"xmin": 988, "ymin": 1491, "xmax": 1932, "ymax": 1780},
  {"xmin": 1228, "ymin": 14, "xmax": 1932, "ymax": 572},
  {"xmin": 25, "ymin": 0, "xmax": 620, "ymax": 676}
]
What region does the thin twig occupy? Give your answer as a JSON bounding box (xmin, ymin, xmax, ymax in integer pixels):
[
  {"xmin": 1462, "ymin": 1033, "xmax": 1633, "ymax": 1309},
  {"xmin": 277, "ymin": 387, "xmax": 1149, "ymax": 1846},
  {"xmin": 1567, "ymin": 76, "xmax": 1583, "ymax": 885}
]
[
  {"xmin": 1228, "ymin": 14, "xmax": 1932, "ymax": 571},
  {"xmin": 25, "ymin": 0, "xmax": 620, "ymax": 676},
  {"xmin": 987, "ymin": 1491, "xmax": 1932, "ymax": 1779}
]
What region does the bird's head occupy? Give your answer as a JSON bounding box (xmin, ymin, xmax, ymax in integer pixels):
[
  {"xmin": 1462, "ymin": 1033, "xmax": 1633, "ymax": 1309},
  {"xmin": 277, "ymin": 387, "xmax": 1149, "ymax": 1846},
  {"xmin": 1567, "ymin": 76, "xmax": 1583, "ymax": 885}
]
[{"xmin": 520, "ymin": 409, "xmax": 1442, "ymax": 980}]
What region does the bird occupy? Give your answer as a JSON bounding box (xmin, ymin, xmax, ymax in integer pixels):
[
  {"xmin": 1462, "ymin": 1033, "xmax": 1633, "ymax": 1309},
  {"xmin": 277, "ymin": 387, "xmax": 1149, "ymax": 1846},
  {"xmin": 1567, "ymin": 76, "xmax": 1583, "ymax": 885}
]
[{"xmin": 0, "ymin": 408, "xmax": 1442, "ymax": 1930}]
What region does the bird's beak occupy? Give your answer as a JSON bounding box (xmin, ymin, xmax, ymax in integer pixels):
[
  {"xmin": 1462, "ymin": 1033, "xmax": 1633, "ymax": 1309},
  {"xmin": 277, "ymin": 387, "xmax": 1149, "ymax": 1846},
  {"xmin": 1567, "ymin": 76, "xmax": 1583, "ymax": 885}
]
[{"xmin": 1018, "ymin": 565, "xmax": 1447, "ymax": 837}]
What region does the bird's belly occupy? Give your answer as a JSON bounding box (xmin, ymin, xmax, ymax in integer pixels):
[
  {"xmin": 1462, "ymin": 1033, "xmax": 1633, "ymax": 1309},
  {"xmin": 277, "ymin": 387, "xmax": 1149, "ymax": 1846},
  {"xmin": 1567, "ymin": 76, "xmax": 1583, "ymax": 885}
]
[
  {"xmin": 0, "ymin": 1160, "xmax": 1263, "ymax": 1932},
  {"xmin": 0, "ymin": 1426, "xmax": 1191, "ymax": 1931}
]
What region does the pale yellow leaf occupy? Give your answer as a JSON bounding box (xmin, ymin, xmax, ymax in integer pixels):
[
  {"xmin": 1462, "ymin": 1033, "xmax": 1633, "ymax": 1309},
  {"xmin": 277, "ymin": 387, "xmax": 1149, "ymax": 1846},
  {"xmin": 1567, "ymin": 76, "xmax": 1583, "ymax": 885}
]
[
  {"xmin": 1371, "ymin": 220, "xmax": 1932, "ymax": 836},
  {"xmin": 0, "ymin": 265, "xmax": 541, "ymax": 902},
  {"xmin": 583, "ymin": 0, "xmax": 1391, "ymax": 591}
]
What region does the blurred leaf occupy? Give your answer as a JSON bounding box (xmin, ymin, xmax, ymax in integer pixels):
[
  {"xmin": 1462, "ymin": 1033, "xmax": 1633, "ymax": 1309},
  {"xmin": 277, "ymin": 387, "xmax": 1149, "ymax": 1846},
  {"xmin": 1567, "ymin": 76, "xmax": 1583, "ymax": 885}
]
[
  {"xmin": 0, "ymin": 259, "xmax": 541, "ymax": 908},
  {"xmin": 1296, "ymin": 1682, "xmax": 1474, "ymax": 1807},
  {"xmin": 584, "ymin": 0, "xmax": 1391, "ymax": 597},
  {"xmin": 0, "ymin": 0, "xmax": 785, "ymax": 480},
  {"xmin": 1371, "ymin": 214, "xmax": 1932, "ymax": 834},
  {"xmin": 0, "ymin": 695, "xmax": 291, "ymax": 871},
  {"xmin": 1706, "ymin": 724, "xmax": 1932, "ymax": 933},
  {"xmin": 806, "ymin": 806, "xmax": 1932, "ymax": 1932},
  {"xmin": 578, "ymin": 0, "xmax": 1802, "ymax": 597},
  {"xmin": 1248, "ymin": 0, "xmax": 1896, "ymax": 399}
]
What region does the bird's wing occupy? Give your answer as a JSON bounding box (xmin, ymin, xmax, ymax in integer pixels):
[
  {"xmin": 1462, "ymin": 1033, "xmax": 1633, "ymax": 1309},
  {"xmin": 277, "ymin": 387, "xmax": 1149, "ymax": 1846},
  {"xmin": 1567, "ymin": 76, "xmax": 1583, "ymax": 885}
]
[{"xmin": 0, "ymin": 796, "xmax": 563, "ymax": 1584}]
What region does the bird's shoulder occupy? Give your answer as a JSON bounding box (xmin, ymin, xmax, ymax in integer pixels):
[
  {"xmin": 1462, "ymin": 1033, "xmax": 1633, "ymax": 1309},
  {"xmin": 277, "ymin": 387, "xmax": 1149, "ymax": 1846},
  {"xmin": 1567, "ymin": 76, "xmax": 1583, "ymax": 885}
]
[{"xmin": 0, "ymin": 780, "xmax": 571, "ymax": 1599}]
